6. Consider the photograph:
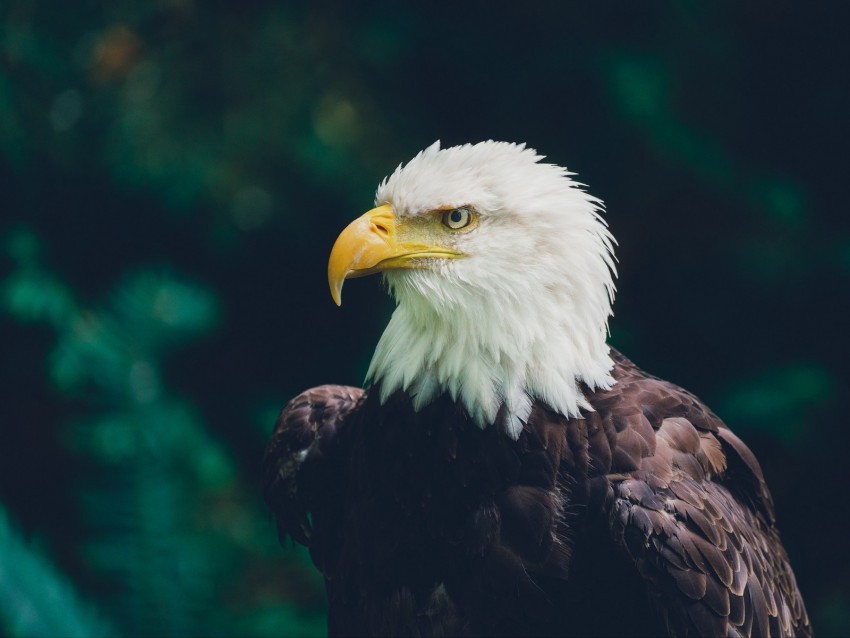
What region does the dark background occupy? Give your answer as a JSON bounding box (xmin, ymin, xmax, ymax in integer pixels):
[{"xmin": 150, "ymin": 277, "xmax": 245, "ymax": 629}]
[{"xmin": 1, "ymin": 2, "xmax": 848, "ymax": 636}]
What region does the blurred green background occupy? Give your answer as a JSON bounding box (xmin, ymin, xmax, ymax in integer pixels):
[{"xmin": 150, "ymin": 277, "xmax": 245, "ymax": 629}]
[{"xmin": 1, "ymin": 2, "xmax": 848, "ymax": 636}]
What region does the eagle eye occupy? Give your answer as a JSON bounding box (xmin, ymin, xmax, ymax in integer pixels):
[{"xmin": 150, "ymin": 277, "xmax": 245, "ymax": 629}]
[{"xmin": 442, "ymin": 207, "xmax": 473, "ymax": 230}]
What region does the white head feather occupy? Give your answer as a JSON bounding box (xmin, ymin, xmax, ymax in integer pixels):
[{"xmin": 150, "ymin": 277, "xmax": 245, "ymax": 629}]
[{"xmin": 365, "ymin": 140, "xmax": 617, "ymax": 439}]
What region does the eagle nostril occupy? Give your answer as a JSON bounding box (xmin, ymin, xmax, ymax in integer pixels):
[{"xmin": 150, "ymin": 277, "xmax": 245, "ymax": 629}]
[{"xmin": 372, "ymin": 221, "xmax": 390, "ymax": 239}]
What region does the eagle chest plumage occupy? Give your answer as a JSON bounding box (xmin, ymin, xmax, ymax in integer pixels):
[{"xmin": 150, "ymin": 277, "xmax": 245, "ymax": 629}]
[{"xmin": 264, "ymin": 351, "xmax": 810, "ymax": 637}]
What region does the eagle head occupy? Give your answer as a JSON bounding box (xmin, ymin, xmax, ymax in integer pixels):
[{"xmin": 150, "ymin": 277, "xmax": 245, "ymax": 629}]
[{"xmin": 328, "ymin": 141, "xmax": 617, "ymax": 438}]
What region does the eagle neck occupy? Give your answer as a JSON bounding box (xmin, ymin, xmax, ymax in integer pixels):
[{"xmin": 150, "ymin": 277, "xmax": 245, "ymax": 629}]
[{"xmin": 365, "ymin": 282, "xmax": 615, "ymax": 439}]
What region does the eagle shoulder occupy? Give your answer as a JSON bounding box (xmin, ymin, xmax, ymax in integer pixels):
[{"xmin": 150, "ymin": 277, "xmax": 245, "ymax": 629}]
[
  {"xmin": 584, "ymin": 349, "xmax": 811, "ymax": 637},
  {"xmin": 263, "ymin": 384, "xmax": 364, "ymax": 564}
]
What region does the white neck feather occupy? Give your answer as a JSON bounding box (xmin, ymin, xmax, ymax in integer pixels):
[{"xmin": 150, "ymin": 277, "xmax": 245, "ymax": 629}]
[{"xmin": 365, "ymin": 257, "xmax": 615, "ymax": 439}]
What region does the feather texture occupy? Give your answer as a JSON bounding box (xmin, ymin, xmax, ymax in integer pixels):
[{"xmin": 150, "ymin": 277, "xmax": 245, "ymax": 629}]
[{"xmin": 265, "ymin": 351, "xmax": 811, "ymax": 637}]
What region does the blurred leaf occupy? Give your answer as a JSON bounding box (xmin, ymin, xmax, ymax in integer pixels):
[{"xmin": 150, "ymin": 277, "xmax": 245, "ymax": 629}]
[
  {"xmin": 753, "ymin": 179, "xmax": 807, "ymax": 226},
  {"xmin": 224, "ymin": 604, "xmax": 326, "ymax": 638},
  {"xmin": 0, "ymin": 504, "xmax": 116, "ymax": 638},
  {"xmin": 608, "ymin": 56, "xmax": 669, "ymax": 120},
  {"xmin": 815, "ymin": 588, "xmax": 850, "ymax": 638},
  {"xmin": 112, "ymin": 271, "xmax": 219, "ymax": 345},
  {"xmin": 1, "ymin": 229, "xmax": 77, "ymax": 327},
  {"xmin": 4, "ymin": 228, "xmax": 42, "ymax": 266},
  {"xmin": 720, "ymin": 364, "xmax": 837, "ymax": 443},
  {"xmin": 1, "ymin": 269, "xmax": 77, "ymax": 327}
]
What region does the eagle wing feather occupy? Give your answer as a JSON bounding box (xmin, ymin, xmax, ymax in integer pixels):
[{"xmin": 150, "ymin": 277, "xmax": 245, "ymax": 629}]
[
  {"xmin": 595, "ymin": 352, "xmax": 810, "ymax": 637},
  {"xmin": 263, "ymin": 355, "xmax": 810, "ymax": 636},
  {"xmin": 263, "ymin": 384, "xmax": 363, "ymax": 565}
]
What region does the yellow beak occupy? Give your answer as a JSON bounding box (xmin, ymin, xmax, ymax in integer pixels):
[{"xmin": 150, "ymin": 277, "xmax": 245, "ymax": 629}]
[{"xmin": 327, "ymin": 204, "xmax": 462, "ymax": 305}]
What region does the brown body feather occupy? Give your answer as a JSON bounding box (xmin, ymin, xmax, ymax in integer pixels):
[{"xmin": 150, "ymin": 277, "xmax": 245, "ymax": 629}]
[{"xmin": 264, "ymin": 350, "xmax": 810, "ymax": 636}]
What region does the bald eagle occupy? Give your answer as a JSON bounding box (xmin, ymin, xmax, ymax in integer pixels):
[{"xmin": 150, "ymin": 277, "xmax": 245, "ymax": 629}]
[{"xmin": 264, "ymin": 141, "xmax": 810, "ymax": 637}]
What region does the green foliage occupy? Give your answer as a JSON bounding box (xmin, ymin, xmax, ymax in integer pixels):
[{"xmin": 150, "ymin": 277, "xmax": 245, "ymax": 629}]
[
  {"xmin": 2, "ymin": 230, "xmax": 76, "ymax": 327},
  {"xmin": 0, "ymin": 505, "xmax": 114, "ymax": 638},
  {"xmin": 1, "ymin": 236, "xmax": 325, "ymax": 636},
  {"xmin": 721, "ymin": 364, "xmax": 836, "ymax": 443}
]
